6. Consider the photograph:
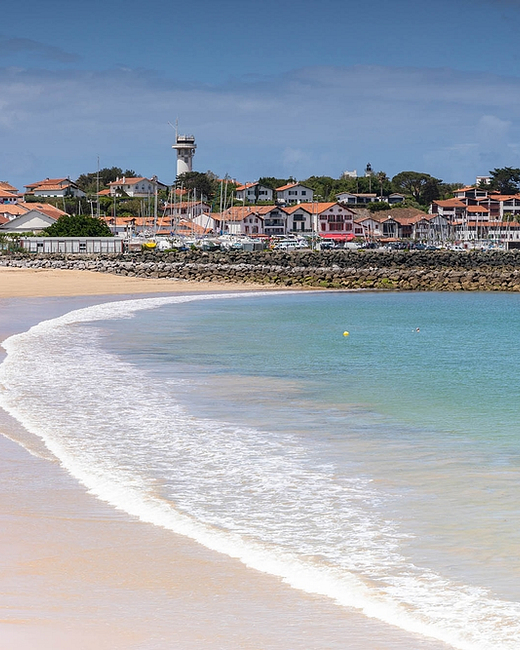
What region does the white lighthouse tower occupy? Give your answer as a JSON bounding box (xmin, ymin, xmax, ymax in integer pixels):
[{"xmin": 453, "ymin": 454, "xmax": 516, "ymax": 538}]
[{"xmin": 172, "ymin": 128, "xmax": 196, "ymax": 178}]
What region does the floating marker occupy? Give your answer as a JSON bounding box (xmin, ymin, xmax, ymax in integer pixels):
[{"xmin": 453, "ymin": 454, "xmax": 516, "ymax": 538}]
[{"xmin": 343, "ymin": 331, "xmax": 349, "ymax": 337}]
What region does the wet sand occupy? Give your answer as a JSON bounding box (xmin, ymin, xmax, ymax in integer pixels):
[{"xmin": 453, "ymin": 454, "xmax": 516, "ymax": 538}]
[{"xmin": 0, "ymin": 268, "xmax": 449, "ymax": 649}]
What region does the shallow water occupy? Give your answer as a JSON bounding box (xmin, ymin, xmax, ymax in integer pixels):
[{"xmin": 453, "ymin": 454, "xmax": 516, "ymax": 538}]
[{"xmin": 1, "ymin": 291, "xmax": 520, "ymax": 650}]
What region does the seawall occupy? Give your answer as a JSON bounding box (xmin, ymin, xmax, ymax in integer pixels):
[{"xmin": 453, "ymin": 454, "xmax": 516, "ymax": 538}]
[{"xmin": 3, "ymin": 249, "xmax": 520, "ymax": 291}]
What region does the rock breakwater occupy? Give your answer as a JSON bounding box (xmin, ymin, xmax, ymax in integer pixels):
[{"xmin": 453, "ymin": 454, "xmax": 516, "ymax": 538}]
[{"xmin": 3, "ymin": 249, "xmax": 520, "ymax": 291}]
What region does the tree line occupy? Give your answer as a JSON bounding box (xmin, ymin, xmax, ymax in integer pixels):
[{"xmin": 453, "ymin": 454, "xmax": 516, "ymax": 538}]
[{"xmin": 27, "ymin": 165, "xmax": 520, "ymax": 222}]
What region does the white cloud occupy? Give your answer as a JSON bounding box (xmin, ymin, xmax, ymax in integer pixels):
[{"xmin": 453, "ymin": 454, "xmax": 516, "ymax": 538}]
[
  {"xmin": 281, "ymin": 148, "xmax": 312, "ymax": 170},
  {"xmin": 2, "ymin": 64, "xmax": 520, "ymax": 188},
  {"xmin": 476, "ymin": 115, "xmax": 511, "ymax": 151}
]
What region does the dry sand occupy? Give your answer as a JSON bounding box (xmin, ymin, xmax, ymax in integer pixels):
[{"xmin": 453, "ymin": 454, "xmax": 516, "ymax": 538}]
[{"xmin": 0, "ymin": 266, "xmax": 265, "ymax": 298}]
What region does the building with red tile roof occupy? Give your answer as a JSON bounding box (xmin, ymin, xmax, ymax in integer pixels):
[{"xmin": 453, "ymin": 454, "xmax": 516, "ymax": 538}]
[
  {"xmin": 25, "ymin": 177, "xmax": 85, "ymax": 198},
  {"xmin": 108, "ymin": 176, "xmax": 167, "ymax": 198},
  {"xmin": 235, "ymin": 182, "xmax": 273, "ymax": 204},
  {"xmin": 275, "ymin": 183, "xmax": 314, "ymax": 204}
]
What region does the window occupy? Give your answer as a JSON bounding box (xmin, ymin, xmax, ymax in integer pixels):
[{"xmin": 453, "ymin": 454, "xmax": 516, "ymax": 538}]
[
  {"xmin": 301, "ymin": 191, "xmax": 307, "ymax": 196},
  {"xmin": 289, "ymin": 190, "xmax": 297, "ymax": 195}
]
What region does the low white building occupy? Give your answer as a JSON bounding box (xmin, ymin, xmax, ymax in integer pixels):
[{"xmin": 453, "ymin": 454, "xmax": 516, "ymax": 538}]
[{"xmin": 20, "ymin": 237, "xmax": 124, "ymax": 254}]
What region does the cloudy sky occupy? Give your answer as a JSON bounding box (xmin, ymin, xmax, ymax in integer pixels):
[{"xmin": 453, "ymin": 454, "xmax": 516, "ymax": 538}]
[{"xmin": 2, "ymin": 0, "xmax": 520, "ymax": 190}]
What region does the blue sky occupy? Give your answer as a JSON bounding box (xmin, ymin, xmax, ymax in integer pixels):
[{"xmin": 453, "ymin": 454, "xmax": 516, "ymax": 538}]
[{"xmin": 2, "ymin": 0, "xmax": 520, "ymax": 190}]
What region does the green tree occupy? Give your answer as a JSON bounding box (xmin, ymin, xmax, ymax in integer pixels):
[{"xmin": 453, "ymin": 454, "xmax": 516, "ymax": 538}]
[
  {"xmin": 368, "ymin": 201, "xmax": 392, "ymax": 212},
  {"xmin": 176, "ymin": 171, "xmax": 217, "ymax": 201},
  {"xmin": 488, "ymin": 167, "xmax": 520, "ymax": 194},
  {"xmin": 75, "ymin": 167, "xmax": 139, "ymax": 193},
  {"xmin": 439, "ymin": 182, "xmax": 464, "ymax": 199},
  {"xmin": 301, "ymin": 176, "xmax": 338, "ymax": 201},
  {"xmin": 257, "ymin": 177, "xmax": 293, "ymax": 190},
  {"xmin": 44, "ymin": 215, "xmax": 113, "ymax": 237},
  {"xmin": 391, "ymin": 171, "xmax": 442, "ymax": 205},
  {"xmin": 421, "ymin": 177, "xmax": 442, "ymax": 205}
]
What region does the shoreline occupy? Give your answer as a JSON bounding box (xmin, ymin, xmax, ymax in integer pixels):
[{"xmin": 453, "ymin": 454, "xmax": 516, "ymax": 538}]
[{"xmin": 0, "ymin": 273, "xmax": 448, "ymax": 649}]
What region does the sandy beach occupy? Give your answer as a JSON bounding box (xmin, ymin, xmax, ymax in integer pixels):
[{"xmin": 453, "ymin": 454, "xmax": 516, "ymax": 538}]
[
  {"xmin": 0, "ymin": 266, "xmax": 268, "ymax": 298},
  {"xmin": 0, "ymin": 266, "xmax": 448, "ymax": 650}
]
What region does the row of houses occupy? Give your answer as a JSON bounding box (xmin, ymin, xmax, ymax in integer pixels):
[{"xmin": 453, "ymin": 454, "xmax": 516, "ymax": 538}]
[
  {"xmin": 4, "ymin": 175, "xmax": 408, "ymax": 212},
  {"xmin": 103, "ymin": 203, "xmax": 446, "ymax": 242},
  {"xmin": 6, "ymin": 174, "xmax": 520, "ymax": 246},
  {"xmin": 235, "ymin": 181, "xmax": 406, "ymax": 206},
  {"xmin": 192, "ymin": 202, "xmax": 520, "ymax": 245},
  {"xmin": 0, "ymin": 176, "xmax": 169, "ymax": 202}
]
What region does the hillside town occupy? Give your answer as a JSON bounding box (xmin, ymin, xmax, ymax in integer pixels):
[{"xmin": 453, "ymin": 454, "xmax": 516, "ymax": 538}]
[{"xmin": 3, "ymin": 137, "xmax": 520, "ymax": 252}]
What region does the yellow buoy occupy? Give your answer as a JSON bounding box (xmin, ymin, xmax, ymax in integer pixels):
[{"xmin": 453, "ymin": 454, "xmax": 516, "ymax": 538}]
[{"xmin": 343, "ymin": 331, "xmax": 349, "ymax": 337}]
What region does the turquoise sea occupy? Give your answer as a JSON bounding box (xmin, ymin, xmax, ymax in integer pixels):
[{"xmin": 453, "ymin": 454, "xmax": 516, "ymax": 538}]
[{"xmin": 1, "ymin": 290, "xmax": 520, "ymax": 650}]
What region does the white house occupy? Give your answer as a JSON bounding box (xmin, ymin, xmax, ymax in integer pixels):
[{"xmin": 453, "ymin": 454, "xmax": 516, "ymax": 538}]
[
  {"xmin": 262, "ymin": 206, "xmax": 288, "ymax": 236},
  {"xmin": 0, "ymin": 210, "xmax": 57, "ymax": 233},
  {"xmin": 0, "ymin": 204, "xmax": 27, "ymax": 221},
  {"xmin": 315, "ymin": 203, "xmax": 357, "ymax": 240},
  {"xmin": 235, "ymin": 182, "xmax": 273, "ymax": 203},
  {"xmin": 283, "ymin": 204, "xmax": 314, "ymax": 233},
  {"xmin": 275, "ymin": 183, "xmax": 314, "ymax": 204},
  {"xmin": 219, "ymin": 206, "xmax": 265, "ymax": 235},
  {"xmin": 108, "ymin": 177, "xmax": 161, "ymax": 198},
  {"xmin": 192, "ymin": 213, "xmax": 218, "ymax": 232},
  {"xmin": 355, "ymin": 214, "xmax": 384, "ymax": 239},
  {"xmin": 25, "ymin": 177, "xmax": 85, "ymax": 198},
  {"xmin": 0, "ymin": 183, "xmax": 19, "ymax": 204},
  {"xmin": 387, "ymin": 193, "xmax": 406, "ymax": 204},
  {"xmin": 336, "ymin": 192, "xmax": 378, "ymax": 205}
]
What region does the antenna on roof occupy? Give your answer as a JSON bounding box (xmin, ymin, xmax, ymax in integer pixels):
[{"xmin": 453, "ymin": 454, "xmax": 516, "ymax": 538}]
[{"xmin": 168, "ymin": 119, "xmax": 179, "ymax": 140}]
